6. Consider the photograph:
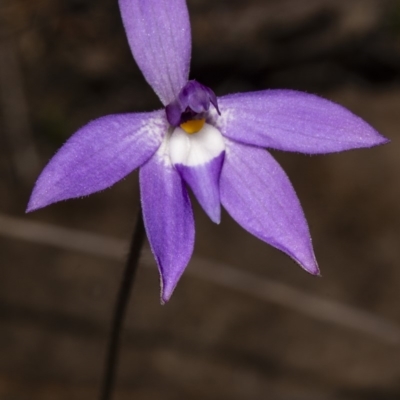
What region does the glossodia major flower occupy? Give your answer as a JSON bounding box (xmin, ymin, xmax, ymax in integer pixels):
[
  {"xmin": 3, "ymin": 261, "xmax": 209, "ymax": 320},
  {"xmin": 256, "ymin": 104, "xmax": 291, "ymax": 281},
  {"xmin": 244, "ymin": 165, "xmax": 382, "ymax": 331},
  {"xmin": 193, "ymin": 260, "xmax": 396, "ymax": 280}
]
[{"xmin": 27, "ymin": 0, "xmax": 388, "ymax": 303}]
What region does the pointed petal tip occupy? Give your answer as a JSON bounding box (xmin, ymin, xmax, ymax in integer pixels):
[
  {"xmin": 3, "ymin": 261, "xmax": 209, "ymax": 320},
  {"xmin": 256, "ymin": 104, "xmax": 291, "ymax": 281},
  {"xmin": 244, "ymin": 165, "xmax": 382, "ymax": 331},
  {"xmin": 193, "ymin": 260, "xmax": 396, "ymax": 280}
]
[
  {"xmin": 377, "ymin": 136, "xmax": 390, "ymax": 146},
  {"xmin": 161, "ymin": 282, "xmax": 175, "ymax": 304},
  {"xmin": 158, "ymin": 273, "xmax": 172, "ymax": 304},
  {"xmin": 25, "ymin": 204, "xmax": 36, "ymax": 214},
  {"xmin": 210, "ymin": 211, "xmax": 221, "ymax": 224},
  {"xmin": 160, "ymin": 295, "xmax": 168, "ymax": 305},
  {"xmin": 361, "ymin": 130, "xmax": 390, "ymax": 149},
  {"xmin": 203, "ymin": 203, "xmax": 221, "ymax": 224},
  {"xmin": 26, "ymin": 195, "xmax": 45, "ymax": 213},
  {"xmin": 309, "ymin": 264, "xmax": 321, "ymax": 276},
  {"xmin": 295, "ymin": 245, "xmax": 320, "ymax": 275},
  {"xmin": 26, "ymin": 188, "xmax": 63, "ymax": 213},
  {"xmin": 25, "ymin": 201, "xmax": 34, "ymax": 213},
  {"xmin": 299, "ymin": 257, "xmax": 320, "ymax": 276}
]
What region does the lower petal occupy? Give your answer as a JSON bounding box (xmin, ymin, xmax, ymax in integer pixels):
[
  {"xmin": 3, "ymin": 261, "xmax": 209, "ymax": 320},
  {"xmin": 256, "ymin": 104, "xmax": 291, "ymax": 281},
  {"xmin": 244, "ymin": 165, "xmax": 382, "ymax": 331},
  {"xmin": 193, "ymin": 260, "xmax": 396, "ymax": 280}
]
[
  {"xmin": 220, "ymin": 139, "xmax": 319, "ymax": 275},
  {"xmin": 140, "ymin": 140, "xmax": 195, "ymax": 302}
]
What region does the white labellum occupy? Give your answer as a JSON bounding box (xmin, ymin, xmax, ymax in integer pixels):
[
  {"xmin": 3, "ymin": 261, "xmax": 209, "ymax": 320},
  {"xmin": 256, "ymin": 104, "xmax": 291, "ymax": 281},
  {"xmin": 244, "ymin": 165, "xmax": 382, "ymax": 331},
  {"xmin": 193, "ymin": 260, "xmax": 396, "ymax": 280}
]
[{"xmin": 169, "ymin": 123, "xmax": 225, "ymax": 167}]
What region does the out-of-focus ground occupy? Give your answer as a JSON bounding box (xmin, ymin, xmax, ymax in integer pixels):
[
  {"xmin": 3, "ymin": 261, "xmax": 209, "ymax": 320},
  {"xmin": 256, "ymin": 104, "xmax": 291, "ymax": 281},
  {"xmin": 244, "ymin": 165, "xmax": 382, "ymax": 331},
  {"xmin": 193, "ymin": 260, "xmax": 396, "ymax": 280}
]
[{"xmin": 1, "ymin": 0, "xmax": 400, "ymax": 399}]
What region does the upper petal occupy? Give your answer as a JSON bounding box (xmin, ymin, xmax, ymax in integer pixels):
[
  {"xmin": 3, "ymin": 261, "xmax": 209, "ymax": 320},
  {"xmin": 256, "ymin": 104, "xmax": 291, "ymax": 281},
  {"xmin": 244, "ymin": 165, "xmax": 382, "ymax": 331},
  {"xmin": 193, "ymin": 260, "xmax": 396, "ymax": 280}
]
[
  {"xmin": 140, "ymin": 139, "xmax": 195, "ymax": 302},
  {"xmin": 220, "ymin": 139, "xmax": 319, "ymax": 275},
  {"xmin": 119, "ymin": 0, "xmax": 191, "ymax": 105},
  {"xmin": 216, "ymin": 90, "xmax": 388, "ymax": 154},
  {"xmin": 27, "ymin": 111, "xmax": 167, "ymax": 212}
]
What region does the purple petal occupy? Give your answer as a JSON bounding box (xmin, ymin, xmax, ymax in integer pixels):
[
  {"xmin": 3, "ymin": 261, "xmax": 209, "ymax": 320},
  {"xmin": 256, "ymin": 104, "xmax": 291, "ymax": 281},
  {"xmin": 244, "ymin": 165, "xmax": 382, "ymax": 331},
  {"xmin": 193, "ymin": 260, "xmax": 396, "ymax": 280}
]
[
  {"xmin": 27, "ymin": 111, "xmax": 167, "ymax": 212},
  {"xmin": 216, "ymin": 90, "xmax": 388, "ymax": 154},
  {"xmin": 119, "ymin": 0, "xmax": 191, "ymax": 106},
  {"xmin": 175, "ymin": 153, "xmax": 224, "ymax": 224},
  {"xmin": 140, "ymin": 142, "xmax": 195, "ymax": 302},
  {"xmin": 220, "ymin": 139, "xmax": 319, "ymax": 275}
]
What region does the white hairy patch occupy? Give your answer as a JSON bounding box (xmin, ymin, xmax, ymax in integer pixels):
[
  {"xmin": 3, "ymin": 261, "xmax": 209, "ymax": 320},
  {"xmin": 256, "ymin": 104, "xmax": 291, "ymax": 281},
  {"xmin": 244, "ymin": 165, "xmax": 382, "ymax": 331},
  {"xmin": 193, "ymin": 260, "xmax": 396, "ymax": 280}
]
[{"xmin": 169, "ymin": 123, "xmax": 225, "ymax": 167}]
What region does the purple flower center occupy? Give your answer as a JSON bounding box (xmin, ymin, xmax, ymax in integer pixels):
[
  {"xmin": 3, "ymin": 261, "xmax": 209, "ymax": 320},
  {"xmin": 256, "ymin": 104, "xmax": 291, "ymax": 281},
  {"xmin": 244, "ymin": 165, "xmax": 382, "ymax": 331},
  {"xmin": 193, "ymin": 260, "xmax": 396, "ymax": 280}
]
[{"xmin": 165, "ymin": 80, "xmax": 220, "ymax": 127}]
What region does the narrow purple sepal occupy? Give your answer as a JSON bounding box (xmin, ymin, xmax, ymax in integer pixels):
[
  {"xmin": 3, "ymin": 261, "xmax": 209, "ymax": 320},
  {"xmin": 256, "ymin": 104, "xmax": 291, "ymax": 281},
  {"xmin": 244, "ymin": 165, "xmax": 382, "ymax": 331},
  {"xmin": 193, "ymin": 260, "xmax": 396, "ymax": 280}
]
[
  {"xmin": 205, "ymin": 86, "xmax": 220, "ymax": 115},
  {"xmin": 140, "ymin": 144, "xmax": 195, "ymax": 303},
  {"xmin": 217, "ymin": 90, "xmax": 388, "ymax": 154},
  {"xmin": 27, "ymin": 111, "xmax": 167, "ymax": 212},
  {"xmin": 220, "ymin": 139, "xmax": 319, "ymax": 275},
  {"xmin": 119, "ymin": 0, "xmax": 191, "ymax": 106},
  {"xmin": 165, "ymin": 100, "xmax": 184, "ymax": 128},
  {"xmin": 175, "ymin": 152, "xmax": 224, "ymax": 224}
]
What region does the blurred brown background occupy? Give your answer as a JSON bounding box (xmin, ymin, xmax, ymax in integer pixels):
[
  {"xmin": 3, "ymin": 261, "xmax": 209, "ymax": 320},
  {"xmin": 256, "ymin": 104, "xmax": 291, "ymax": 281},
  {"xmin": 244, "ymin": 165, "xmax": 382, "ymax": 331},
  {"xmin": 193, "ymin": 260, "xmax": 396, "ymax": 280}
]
[{"xmin": 0, "ymin": 0, "xmax": 400, "ymax": 399}]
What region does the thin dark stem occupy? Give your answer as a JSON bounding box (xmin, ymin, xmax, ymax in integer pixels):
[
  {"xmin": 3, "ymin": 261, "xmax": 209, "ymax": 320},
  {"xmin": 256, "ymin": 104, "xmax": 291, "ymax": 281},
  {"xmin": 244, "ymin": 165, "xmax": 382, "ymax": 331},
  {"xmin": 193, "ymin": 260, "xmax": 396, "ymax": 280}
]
[{"xmin": 100, "ymin": 208, "xmax": 145, "ymax": 400}]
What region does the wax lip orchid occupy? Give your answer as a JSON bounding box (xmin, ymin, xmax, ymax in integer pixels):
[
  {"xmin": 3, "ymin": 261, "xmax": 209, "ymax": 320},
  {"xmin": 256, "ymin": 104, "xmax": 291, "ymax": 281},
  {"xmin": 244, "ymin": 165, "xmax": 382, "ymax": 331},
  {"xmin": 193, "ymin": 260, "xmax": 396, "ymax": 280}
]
[{"xmin": 27, "ymin": 0, "xmax": 388, "ymax": 302}]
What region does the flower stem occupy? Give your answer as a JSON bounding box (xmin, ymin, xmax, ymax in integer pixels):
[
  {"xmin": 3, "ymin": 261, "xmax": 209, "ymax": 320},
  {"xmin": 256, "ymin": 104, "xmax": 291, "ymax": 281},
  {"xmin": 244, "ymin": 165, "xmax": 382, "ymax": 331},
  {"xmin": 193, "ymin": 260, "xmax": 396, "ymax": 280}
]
[{"xmin": 100, "ymin": 208, "xmax": 145, "ymax": 400}]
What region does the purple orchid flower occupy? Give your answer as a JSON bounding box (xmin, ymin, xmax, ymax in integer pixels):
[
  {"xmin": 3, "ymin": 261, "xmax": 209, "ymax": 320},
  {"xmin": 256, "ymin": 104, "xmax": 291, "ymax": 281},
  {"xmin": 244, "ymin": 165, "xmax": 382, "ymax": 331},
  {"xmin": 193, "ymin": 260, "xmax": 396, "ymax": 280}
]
[{"xmin": 27, "ymin": 0, "xmax": 388, "ymax": 303}]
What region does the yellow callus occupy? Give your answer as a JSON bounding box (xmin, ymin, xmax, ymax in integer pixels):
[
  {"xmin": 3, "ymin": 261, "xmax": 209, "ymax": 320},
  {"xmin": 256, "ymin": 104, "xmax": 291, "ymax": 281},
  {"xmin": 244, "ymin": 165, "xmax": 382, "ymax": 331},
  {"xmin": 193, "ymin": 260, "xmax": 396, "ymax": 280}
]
[{"xmin": 180, "ymin": 118, "xmax": 206, "ymax": 134}]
